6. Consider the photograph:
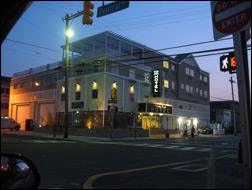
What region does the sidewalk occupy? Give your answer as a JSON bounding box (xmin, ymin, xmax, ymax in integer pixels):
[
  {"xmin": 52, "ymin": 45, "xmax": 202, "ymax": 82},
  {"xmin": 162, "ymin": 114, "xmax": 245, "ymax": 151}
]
[{"xmin": 1, "ymin": 130, "xmax": 240, "ymax": 142}]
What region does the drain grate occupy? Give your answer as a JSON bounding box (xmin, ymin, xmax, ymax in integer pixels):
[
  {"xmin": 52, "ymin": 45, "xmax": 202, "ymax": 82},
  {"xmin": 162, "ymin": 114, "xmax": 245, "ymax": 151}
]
[{"xmin": 172, "ymin": 164, "xmax": 208, "ymax": 172}]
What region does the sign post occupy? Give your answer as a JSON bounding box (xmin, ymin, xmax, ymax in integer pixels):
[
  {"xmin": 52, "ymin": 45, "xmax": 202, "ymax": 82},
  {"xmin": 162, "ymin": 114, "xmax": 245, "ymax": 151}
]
[{"xmin": 211, "ymin": 2, "xmax": 251, "ymax": 188}]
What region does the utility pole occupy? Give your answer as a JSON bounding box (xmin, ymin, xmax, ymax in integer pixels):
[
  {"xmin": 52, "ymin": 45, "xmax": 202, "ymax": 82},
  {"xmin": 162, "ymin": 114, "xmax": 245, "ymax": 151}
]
[
  {"xmin": 62, "ymin": 11, "xmax": 83, "ymax": 138},
  {"xmin": 229, "ymin": 76, "xmax": 237, "ymax": 136}
]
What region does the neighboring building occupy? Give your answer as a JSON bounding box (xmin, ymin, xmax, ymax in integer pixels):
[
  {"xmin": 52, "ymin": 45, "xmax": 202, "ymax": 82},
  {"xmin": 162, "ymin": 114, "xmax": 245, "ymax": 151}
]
[
  {"xmin": 210, "ymin": 101, "xmax": 240, "ymax": 133},
  {"xmin": 1, "ymin": 76, "xmax": 11, "ymax": 117},
  {"xmin": 9, "ymin": 31, "xmax": 210, "ymax": 133}
]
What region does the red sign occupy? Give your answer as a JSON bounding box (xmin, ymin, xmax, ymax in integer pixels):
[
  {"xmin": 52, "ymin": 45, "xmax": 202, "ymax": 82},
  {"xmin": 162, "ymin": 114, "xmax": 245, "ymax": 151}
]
[{"xmin": 211, "ymin": 1, "xmax": 251, "ymax": 40}]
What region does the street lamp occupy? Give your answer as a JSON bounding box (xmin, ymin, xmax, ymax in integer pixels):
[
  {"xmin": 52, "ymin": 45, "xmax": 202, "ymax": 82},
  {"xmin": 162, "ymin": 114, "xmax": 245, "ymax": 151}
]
[{"xmin": 64, "ymin": 14, "xmax": 74, "ymax": 138}]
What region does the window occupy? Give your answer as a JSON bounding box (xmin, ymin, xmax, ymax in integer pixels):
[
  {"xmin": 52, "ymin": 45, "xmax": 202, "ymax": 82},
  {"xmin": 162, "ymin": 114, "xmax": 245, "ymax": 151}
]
[
  {"xmin": 129, "ymin": 93, "xmax": 134, "ymax": 101},
  {"xmin": 196, "ymin": 88, "xmax": 199, "ymax": 93},
  {"xmin": 133, "ymin": 46, "xmax": 142, "ymax": 59},
  {"xmin": 5, "ymin": 88, "xmax": 10, "ymax": 94},
  {"xmin": 190, "ymin": 86, "xmax": 194, "ymax": 93},
  {"xmin": 20, "ymin": 82, "xmax": 24, "ymax": 88},
  {"xmin": 200, "ymin": 89, "xmax": 203, "ymax": 96},
  {"xmin": 1, "ymin": 88, "xmax": 4, "ymax": 94},
  {"xmin": 171, "ymin": 64, "xmax": 176, "ymax": 71},
  {"xmin": 44, "ymin": 76, "xmax": 50, "ymax": 84},
  {"xmin": 93, "ymin": 65, "xmax": 99, "ymax": 73},
  {"xmin": 163, "ymin": 61, "xmax": 169, "ymax": 69},
  {"xmin": 144, "ymin": 73, "xmax": 150, "ymax": 82},
  {"xmin": 76, "ymin": 69, "xmax": 83, "ymax": 76},
  {"xmin": 185, "ymin": 67, "xmax": 190, "ymax": 75},
  {"xmin": 121, "ymin": 42, "xmax": 131, "ymax": 55},
  {"xmin": 204, "ymin": 76, "xmax": 208, "ymax": 83},
  {"xmin": 27, "ymin": 81, "xmax": 32, "ymax": 88},
  {"xmin": 181, "ymin": 83, "xmax": 184, "ymax": 89},
  {"xmin": 129, "ymin": 68, "xmax": 135, "ymax": 79},
  {"xmin": 75, "ymin": 91, "xmax": 81, "ymax": 100},
  {"xmin": 164, "ymin": 80, "xmax": 169, "ymax": 88},
  {"xmin": 95, "ymin": 40, "xmax": 105, "ymax": 49},
  {"xmin": 204, "ymin": 90, "xmax": 208, "ymax": 97},
  {"xmin": 171, "ymin": 81, "xmax": 176, "ymax": 89},
  {"xmin": 186, "ymin": 85, "xmax": 190, "ymax": 93},
  {"xmin": 53, "ymin": 74, "xmax": 58, "ymax": 83},
  {"xmin": 200, "ymin": 74, "xmax": 203, "ymax": 81},
  {"xmin": 190, "ymin": 69, "xmax": 194, "ymax": 77},
  {"xmin": 92, "ymin": 89, "xmax": 98, "ymax": 99},
  {"xmin": 111, "ymin": 63, "xmax": 118, "ymax": 74},
  {"xmin": 107, "ymin": 37, "xmax": 119, "ymax": 51}
]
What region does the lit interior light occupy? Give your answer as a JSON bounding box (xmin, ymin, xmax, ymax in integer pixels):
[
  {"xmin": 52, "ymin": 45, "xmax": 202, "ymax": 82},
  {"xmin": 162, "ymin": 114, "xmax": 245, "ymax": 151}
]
[
  {"xmin": 178, "ymin": 118, "xmax": 182, "ymax": 124},
  {"xmin": 61, "ymin": 86, "xmax": 65, "ymax": 93}
]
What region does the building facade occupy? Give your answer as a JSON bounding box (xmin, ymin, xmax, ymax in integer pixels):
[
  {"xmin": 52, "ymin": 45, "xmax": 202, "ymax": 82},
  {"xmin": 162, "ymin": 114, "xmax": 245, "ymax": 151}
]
[
  {"xmin": 1, "ymin": 76, "xmax": 11, "ymax": 117},
  {"xmin": 9, "ymin": 31, "xmax": 210, "ymax": 133}
]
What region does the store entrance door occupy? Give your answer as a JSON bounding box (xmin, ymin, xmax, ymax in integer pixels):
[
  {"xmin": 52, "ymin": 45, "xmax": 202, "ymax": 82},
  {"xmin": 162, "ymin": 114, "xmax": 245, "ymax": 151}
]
[{"xmin": 142, "ymin": 115, "xmax": 160, "ymax": 132}]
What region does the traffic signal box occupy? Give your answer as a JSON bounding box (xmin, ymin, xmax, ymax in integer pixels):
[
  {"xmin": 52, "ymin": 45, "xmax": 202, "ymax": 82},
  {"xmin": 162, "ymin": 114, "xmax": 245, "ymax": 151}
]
[
  {"xmin": 220, "ymin": 52, "xmax": 236, "ymax": 74},
  {"xmin": 83, "ymin": 1, "xmax": 94, "ymax": 25}
]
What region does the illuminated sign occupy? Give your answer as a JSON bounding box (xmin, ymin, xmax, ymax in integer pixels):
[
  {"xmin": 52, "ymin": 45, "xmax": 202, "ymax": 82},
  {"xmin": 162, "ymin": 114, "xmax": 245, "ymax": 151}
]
[
  {"xmin": 138, "ymin": 103, "xmax": 172, "ymax": 114},
  {"xmin": 220, "ymin": 52, "xmax": 236, "ymax": 74},
  {"xmin": 72, "ymin": 102, "xmax": 84, "ymax": 108},
  {"xmin": 153, "ymin": 69, "xmax": 161, "ymax": 97}
]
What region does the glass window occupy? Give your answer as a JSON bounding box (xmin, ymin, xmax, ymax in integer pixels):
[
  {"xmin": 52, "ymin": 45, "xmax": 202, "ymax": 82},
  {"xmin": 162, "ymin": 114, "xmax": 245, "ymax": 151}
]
[
  {"xmin": 93, "ymin": 65, "xmax": 99, "ymax": 73},
  {"xmin": 44, "ymin": 76, "xmax": 50, "ymax": 84},
  {"xmin": 190, "ymin": 69, "xmax": 194, "ymax": 77},
  {"xmin": 172, "ymin": 81, "xmax": 176, "ymax": 89},
  {"xmin": 1, "ymin": 87, "xmax": 4, "ymax": 94},
  {"xmin": 61, "ymin": 93, "xmax": 65, "ymax": 101},
  {"xmin": 185, "ymin": 67, "xmax": 190, "ymax": 75},
  {"xmin": 5, "ymin": 103, "xmax": 8, "ymax": 110},
  {"xmin": 171, "ymin": 64, "xmax": 176, "ymax": 71},
  {"xmin": 14, "ymin": 84, "xmax": 17, "ymax": 89},
  {"xmin": 76, "ymin": 69, "xmax": 83, "ymax": 76},
  {"xmin": 20, "ymin": 82, "xmax": 24, "ymax": 88},
  {"xmin": 111, "ymin": 63, "xmax": 118, "ymax": 74},
  {"xmin": 163, "ymin": 61, "xmax": 169, "ymax": 69},
  {"xmin": 204, "ymin": 91, "xmax": 208, "ymax": 97},
  {"xmin": 121, "ymin": 42, "xmax": 131, "ymax": 55},
  {"xmin": 200, "ymin": 74, "xmax": 202, "ymax": 80},
  {"xmin": 204, "ymin": 76, "xmax": 208, "ymax": 83},
  {"xmin": 186, "ymin": 85, "xmax": 190, "ymax": 93},
  {"xmin": 76, "ymin": 91, "xmax": 81, "ymax": 100},
  {"xmin": 27, "ymin": 81, "xmax": 32, "ymax": 88},
  {"xmin": 53, "ymin": 74, "xmax": 58, "ymax": 83},
  {"xmin": 181, "ymin": 83, "xmax": 184, "ymax": 89},
  {"xmin": 129, "ymin": 93, "xmax": 134, "ymax": 101},
  {"xmin": 107, "ymin": 37, "xmax": 119, "ymax": 51},
  {"xmin": 196, "ymin": 88, "xmax": 199, "ymax": 93},
  {"xmin": 129, "ymin": 68, "xmax": 135, "ymax": 79},
  {"xmin": 133, "ymin": 46, "xmax": 142, "ymax": 59},
  {"xmin": 164, "ymin": 80, "xmax": 169, "ymax": 88},
  {"xmin": 190, "ymin": 86, "xmax": 194, "ymax": 93},
  {"xmin": 82, "ymin": 38, "xmax": 93, "ymax": 52},
  {"xmin": 5, "ymin": 88, "xmax": 10, "ymax": 94},
  {"xmin": 92, "ymin": 89, "xmax": 98, "ymax": 99},
  {"xmin": 95, "ymin": 40, "xmax": 104, "ymax": 49}
]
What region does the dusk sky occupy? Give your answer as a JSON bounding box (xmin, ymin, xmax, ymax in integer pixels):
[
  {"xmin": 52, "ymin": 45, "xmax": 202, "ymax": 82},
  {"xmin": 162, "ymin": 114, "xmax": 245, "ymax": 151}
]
[{"xmin": 1, "ymin": 1, "xmax": 251, "ymax": 102}]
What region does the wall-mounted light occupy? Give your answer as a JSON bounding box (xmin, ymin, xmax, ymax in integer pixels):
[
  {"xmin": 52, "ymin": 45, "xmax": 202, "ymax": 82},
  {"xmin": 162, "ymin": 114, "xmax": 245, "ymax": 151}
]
[
  {"xmin": 150, "ymin": 113, "xmax": 153, "ymax": 116},
  {"xmin": 130, "ymin": 85, "xmax": 134, "ymax": 93},
  {"xmin": 35, "ymin": 82, "xmax": 40, "ymax": 86},
  {"xmin": 61, "ymin": 85, "xmax": 65, "ymax": 93},
  {"xmin": 93, "ymin": 80, "xmax": 97, "ymax": 89},
  {"xmin": 178, "ymin": 118, "xmax": 182, "ymax": 124},
  {"xmin": 76, "ymin": 83, "xmax": 81, "ymax": 92},
  {"xmin": 113, "ymin": 81, "xmax": 117, "ymax": 88}
]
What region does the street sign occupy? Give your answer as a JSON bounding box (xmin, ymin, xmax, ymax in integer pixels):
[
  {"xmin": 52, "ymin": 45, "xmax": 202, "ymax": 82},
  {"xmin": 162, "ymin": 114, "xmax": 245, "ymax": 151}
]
[
  {"xmin": 211, "ymin": 1, "xmax": 251, "ymax": 40},
  {"xmin": 97, "ymin": 1, "xmax": 129, "ymax": 18},
  {"xmin": 108, "ymin": 99, "xmax": 117, "ymax": 104}
]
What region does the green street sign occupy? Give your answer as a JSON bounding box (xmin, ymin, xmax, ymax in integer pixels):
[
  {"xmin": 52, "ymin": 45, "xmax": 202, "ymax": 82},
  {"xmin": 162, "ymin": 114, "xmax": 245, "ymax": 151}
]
[{"xmin": 97, "ymin": 1, "xmax": 129, "ymax": 18}]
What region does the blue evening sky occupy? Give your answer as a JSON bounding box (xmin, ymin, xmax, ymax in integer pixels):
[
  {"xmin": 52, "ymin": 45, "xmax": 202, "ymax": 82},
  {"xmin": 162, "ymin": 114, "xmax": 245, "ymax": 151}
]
[{"xmin": 1, "ymin": 1, "xmax": 251, "ymax": 102}]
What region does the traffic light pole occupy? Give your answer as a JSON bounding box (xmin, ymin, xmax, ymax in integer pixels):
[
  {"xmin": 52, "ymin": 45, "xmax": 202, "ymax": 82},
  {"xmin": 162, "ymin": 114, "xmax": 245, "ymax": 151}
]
[
  {"xmin": 233, "ymin": 30, "xmax": 251, "ymax": 189},
  {"xmin": 229, "ymin": 76, "xmax": 237, "ymax": 136}
]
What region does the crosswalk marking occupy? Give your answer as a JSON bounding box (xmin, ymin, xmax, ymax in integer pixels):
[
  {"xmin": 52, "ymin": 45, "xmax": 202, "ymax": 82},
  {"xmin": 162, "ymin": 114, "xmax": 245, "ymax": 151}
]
[
  {"xmin": 96, "ymin": 142, "xmax": 212, "ymax": 152},
  {"xmin": 31, "ymin": 140, "xmax": 75, "ymax": 144}
]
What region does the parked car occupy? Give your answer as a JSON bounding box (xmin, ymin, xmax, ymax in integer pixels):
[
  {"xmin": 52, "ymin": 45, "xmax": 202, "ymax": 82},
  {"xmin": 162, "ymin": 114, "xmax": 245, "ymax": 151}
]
[
  {"xmin": 1, "ymin": 118, "xmax": 21, "ymax": 131},
  {"xmin": 198, "ymin": 126, "xmax": 213, "ymax": 134}
]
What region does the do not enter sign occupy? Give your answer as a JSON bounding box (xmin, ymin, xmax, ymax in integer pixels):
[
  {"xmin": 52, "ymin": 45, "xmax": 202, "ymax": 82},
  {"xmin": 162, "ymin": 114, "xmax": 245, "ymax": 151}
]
[{"xmin": 211, "ymin": 1, "xmax": 251, "ymax": 40}]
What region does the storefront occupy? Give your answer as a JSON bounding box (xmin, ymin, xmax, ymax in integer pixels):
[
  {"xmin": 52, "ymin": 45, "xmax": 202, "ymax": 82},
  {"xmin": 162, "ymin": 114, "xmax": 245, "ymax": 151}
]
[{"xmin": 138, "ymin": 102, "xmax": 172, "ymax": 134}]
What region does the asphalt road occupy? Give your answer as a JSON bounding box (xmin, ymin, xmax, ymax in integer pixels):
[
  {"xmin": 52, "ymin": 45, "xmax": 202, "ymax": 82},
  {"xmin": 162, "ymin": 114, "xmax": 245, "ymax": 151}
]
[{"xmin": 1, "ymin": 134, "xmax": 244, "ymax": 189}]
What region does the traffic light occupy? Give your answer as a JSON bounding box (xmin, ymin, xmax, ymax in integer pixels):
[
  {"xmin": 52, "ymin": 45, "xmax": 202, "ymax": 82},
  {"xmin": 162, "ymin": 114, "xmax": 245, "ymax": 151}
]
[
  {"xmin": 83, "ymin": 1, "xmax": 94, "ymax": 25},
  {"xmin": 220, "ymin": 52, "xmax": 236, "ymax": 73},
  {"xmin": 113, "ymin": 106, "xmax": 118, "ymax": 112},
  {"xmin": 228, "ymin": 52, "xmax": 236, "ymax": 73},
  {"xmin": 111, "ymin": 87, "xmax": 117, "ymax": 99}
]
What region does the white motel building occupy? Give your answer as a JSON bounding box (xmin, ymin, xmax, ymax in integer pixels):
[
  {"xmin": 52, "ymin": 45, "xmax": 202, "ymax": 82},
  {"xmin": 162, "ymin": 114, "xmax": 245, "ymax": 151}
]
[{"xmin": 9, "ymin": 31, "xmax": 210, "ymax": 134}]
